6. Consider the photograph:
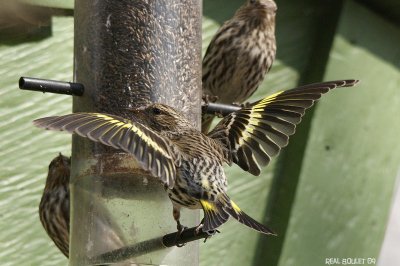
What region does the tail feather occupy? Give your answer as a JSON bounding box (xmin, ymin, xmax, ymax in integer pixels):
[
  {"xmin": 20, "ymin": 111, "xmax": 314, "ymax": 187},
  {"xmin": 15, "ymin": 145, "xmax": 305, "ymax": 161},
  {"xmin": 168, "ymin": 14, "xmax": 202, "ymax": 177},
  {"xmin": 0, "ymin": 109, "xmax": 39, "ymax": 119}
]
[
  {"xmin": 200, "ymin": 198, "xmax": 276, "ymax": 235},
  {"xmin": 226, "ymin": 200, "xmax": 276, "ymax": 235},
  {"xmin": 200, "ymin": 199, "xmax": 229, "ymax": 232}
]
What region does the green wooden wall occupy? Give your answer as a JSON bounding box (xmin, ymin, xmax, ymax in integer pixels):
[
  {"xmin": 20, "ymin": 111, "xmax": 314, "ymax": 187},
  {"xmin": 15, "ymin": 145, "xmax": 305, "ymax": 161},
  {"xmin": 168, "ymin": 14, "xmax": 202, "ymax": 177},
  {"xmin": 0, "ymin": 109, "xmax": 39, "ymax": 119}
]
[
  {"xmin": 0, "ymin": 0, "xmax": 399, "ymax": 265},
  {"xmin": 0, "ymin": 14, "xmax": 73, "ymax": 265}
]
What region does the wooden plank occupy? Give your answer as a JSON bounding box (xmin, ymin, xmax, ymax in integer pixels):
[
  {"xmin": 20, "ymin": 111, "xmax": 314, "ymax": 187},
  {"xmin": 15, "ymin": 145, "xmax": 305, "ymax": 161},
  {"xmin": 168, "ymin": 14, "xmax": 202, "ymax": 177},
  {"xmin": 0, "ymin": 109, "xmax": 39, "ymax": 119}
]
[
  {"xmin": 358, "ymin": 0, "xmax": 400, "ymax": 26},
  {"xmin": 277, "ymin": 1, "xmax": 400, "ymax": 265},
  {"xmin": 200, "ymin": 0, "xmax": 345, "ymax": 265},
  {"xmin": 0, "ymin": 17, "xmax": 73, "ymax": 265},
  {"xmin": 1, "ymin": 1, "xmax": 398, "ymax": 265},
  {"xmin": 21, "ymin": 0, "xmax": 74, "ymax": 9}
]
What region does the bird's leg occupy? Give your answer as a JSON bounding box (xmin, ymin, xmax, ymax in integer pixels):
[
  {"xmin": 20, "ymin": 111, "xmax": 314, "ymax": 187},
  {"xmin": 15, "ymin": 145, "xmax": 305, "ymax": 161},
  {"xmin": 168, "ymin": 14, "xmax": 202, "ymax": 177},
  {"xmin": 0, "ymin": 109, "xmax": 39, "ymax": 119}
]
[
  {"xmin": 202, "ymin": 94, "xmax": 219, "ymax": 104},
  {"xmin": 215, "ymin": 112, "xmax": 224, "ymax": 118},
  {"xmin": 173, "ymin": 206, "xmax": 187, "ymax": 232},
  {"xmin": 233, "ymin": 101, "xmax": 251, "ymax": 108},
  {"xmin": 242, "ymin": 102, "xmax": 252, "ymax": 108},
  {"xmin": 195, "ymin": 218, "xmax": 220, "ymax": 243},
  {"xmin": 194, "ymin": 222, "xmax": 203, "ymax": 235},
  {"xmin": 173, "ymin": 206, "xmax": 187, "ymax": 247}
]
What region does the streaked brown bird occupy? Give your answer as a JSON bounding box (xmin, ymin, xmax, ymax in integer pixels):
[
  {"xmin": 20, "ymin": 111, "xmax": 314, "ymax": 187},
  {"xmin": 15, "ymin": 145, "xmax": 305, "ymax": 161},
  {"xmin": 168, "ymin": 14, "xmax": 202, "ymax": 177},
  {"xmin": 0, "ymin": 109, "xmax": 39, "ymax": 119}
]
[
  {"xmin": 39, "ymin": 153, "xmax": 127, "ymax": 258},
  {"xmin": 39, "ymin": 153, "xmax": 70, "ymax": 257},
  {"xmin": 202, "ymin": 0, "xmax": 277, "ymax": 133},
  {"xmin": 34, "ymin": 80, "xmax": 358, "ymax": 237}
]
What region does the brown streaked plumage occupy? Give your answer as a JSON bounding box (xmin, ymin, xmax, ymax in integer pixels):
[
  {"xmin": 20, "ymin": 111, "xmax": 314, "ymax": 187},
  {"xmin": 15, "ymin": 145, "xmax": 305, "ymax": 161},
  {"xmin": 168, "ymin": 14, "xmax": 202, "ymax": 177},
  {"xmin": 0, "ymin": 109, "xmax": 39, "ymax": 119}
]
[
  {"xmin": 34, "ymin": 80, "xmax": 359, "ymax": 236},
  {"xmin": 202, "ymin": 0, "xmax": 277, "ymax": 133},
  {"xmin": 39, "ymin": 153, "xmax": 127, "ymax": 258},
  {"xmin": 39, "ymin": 153, "xmax": 70, "ymax": 257}
]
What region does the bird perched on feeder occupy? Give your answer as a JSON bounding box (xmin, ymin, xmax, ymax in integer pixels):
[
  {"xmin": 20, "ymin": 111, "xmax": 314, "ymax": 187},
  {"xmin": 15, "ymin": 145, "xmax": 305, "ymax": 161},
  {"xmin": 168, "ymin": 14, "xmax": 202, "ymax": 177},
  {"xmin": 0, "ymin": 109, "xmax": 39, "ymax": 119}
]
[
  {"xmin": 34, "ymin": 80, "xmax": 358, "ymax": 237},
  {"xmin": 202, "ymin": 0, "xmax": 277, "ymax": 133},
  {"xmin": 39, "ymin": 153, "xmax": 126, "ymax": 257},
  {"xmin": 39, "ymin": 153, "xmax": 70, "ymax": 257}
]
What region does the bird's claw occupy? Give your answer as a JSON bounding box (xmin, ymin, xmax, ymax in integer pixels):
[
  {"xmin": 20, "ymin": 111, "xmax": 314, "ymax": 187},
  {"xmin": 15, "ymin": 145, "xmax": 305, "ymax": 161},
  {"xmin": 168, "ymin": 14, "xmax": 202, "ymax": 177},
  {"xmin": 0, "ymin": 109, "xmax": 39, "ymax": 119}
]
[
  {"xmin": 202, "ymin": 94, "xmax": 219, "ymax": 104},
  {"xmin": 233, "ymin": 101, "xmax": 251, "ymax": 108},
  {"xmin": 195, "ymin": 224, "xmax": 220, "ymax": 243},
  {"xmin": 216, "ymin": 112, "xmax": 224, "ymax": 118},
  {"xmin": 175, "ymin": 224, "xmax": 188, "ymax": 248},
  {"xmin": 176, "ymin": 242, "xmax": 186, "ymax": 248},
  {"xmin": 203, "ymin": 229, "xmax": 220, "ymax": 243},
  {"xmin": 205, "ymin": 229, "xmax": 220, "ymax": 236},
  {"xmin": 242, "ymin": 102, "xmax": 251, "ymax": 108}
]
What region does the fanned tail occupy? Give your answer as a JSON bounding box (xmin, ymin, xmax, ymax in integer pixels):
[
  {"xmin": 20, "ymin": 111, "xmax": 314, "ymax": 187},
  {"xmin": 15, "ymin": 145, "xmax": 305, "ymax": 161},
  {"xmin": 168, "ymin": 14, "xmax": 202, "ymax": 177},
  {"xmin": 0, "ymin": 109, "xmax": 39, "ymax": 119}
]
[
  {"xmin": 226, "ymin": 200, "xmax": 276, "ymax": 235},
  {"xmin": 200, "ymin": 199, "xmax": 230, "ymax": 232},
  {"xmin": 199, "ymin": 196, "xmax": 276, "ymax": 235}
]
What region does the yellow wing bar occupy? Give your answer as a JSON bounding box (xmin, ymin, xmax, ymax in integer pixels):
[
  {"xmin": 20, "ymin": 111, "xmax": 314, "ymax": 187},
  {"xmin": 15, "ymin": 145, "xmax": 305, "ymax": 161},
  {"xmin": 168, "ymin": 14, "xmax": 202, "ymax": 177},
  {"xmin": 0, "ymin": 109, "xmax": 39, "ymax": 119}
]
[
  {"xmin": 34, "ymin": 113, "xmax": 179, "ymax": 188},
  {"xmin": 208, "ymin": 79, "xmax": 359, "ymax": 175}
]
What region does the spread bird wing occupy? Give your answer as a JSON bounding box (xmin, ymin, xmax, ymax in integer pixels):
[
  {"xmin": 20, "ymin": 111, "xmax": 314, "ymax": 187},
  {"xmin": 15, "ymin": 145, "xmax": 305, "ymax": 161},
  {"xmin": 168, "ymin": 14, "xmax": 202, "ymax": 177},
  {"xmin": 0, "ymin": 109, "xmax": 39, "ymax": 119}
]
[
  {"xmin": 33, "ymin": 113, "xmax": 180, "ymax": 188},
  {"xmin": 208, "ymin": 79, "xmax": 359, "ymax": 175}
]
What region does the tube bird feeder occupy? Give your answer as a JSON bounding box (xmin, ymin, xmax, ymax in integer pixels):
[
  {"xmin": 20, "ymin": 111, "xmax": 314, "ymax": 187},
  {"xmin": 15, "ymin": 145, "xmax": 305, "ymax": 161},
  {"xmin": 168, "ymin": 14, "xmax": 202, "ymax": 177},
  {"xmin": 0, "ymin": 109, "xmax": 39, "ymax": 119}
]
[{"xmin": 70, "ymin": 0, "xmax": 202, "ymax": 265}]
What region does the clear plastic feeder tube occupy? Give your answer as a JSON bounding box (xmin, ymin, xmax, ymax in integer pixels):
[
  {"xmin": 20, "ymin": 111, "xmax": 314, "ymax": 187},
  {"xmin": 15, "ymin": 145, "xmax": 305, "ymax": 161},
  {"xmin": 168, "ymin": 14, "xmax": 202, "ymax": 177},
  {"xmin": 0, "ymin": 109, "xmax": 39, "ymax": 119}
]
[{"xmin": 70, "ymin": 0, "xmax": 202, "ymax": 265}]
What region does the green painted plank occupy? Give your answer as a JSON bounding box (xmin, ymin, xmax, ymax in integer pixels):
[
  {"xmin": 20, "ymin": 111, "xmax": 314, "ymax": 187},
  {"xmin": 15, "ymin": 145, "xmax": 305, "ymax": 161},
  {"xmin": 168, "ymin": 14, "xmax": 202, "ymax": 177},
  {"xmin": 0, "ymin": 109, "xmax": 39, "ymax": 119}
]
[
  {"xmin": 253, "ymin": 1, "xmax": 345, "ymax": 265},
  {"xmin": 1, "ymin": 1, "xmax": 397, "ymax": 265},
  {"xmin": 277, "ymin": 1, "xmax": 400, "ymax": 265},
  {"xmin": 201, "ymin": 0, "xmax": 345, "ymax": 265},
  {"xmin": 0, "ymin": 17, "xmax": 73, "ymax": 266},
  {"xmin": 21, "ymin": 0, "xmax": 74, "ymax": 9},
  {"xmin": 358, "ymin": 0, "xmax": 400, "ymax": 26}
]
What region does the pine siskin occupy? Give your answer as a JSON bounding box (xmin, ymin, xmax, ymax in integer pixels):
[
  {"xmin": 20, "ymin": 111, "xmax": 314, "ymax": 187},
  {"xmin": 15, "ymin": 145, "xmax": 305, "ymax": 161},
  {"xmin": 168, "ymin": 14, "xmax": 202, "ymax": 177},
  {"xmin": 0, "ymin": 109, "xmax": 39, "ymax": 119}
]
[
  {"xmin": 39, "ymin": 153, "xmax": 70, "ymax": 257},
  {"xmin": 202, "ymin": 0, "xmax": 277, "ymax": 133},
  {"xmin": 34, "ymin": 80, "xmax": 358, "ymax": 236},
  {"xmin": 39, "ymin": 153, "xmax": 127, "ymax": 258}
]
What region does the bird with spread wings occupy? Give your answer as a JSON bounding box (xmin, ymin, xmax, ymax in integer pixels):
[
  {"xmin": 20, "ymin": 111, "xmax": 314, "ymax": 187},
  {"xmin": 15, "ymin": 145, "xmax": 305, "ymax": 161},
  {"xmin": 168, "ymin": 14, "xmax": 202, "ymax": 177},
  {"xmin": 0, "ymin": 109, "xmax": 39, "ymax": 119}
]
[{"xmin": 34, "ymin": 80, "xmax": 358, "ymax": 236}]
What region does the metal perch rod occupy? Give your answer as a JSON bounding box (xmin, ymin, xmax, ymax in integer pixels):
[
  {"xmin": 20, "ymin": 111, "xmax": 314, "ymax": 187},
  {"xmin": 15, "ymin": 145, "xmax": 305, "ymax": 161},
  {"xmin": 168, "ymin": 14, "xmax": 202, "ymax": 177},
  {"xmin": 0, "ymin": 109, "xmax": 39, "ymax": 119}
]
[
  {"xmin": 19, "ymin": 77, "xmax": 84, "ymax": 96},
  {"xmin": 202, "ymin": 102, "xmax": 241, "ymax": 116},
  {"xmin": 18, "ymin": 77, "xmax": 241, "ymax": 115},
  {"xmin": 90, "ymin": 227, "xmax": 215, "ymax": 264}
]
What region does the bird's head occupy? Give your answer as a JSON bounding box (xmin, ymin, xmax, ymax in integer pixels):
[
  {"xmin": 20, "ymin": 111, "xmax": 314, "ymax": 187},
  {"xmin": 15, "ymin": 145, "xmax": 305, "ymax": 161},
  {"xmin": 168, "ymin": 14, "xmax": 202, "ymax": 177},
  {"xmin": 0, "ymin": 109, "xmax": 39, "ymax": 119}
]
[
  {"xmin": 238, "ymin": 0, "xmax": 277, "ymax": 23},
  {"xmin": 128, "ymin": 103, "xmax": 194, "ymax": 133},
  {"xmin": 46, "ymin": 153, "xmax": 70, "ymax": 190},
  {"xmin": 247, "ymin": 0, "xmax": 277, "ymax": 11}
]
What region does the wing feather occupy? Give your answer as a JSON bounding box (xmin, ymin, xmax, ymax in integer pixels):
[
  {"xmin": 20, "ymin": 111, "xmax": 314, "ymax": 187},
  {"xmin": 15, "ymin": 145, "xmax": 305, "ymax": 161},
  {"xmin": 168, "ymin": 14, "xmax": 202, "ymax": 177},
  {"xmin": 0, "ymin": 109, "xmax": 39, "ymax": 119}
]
[
  {"xmin": 208, "ymin": 79, "xmax": 359, "ymax": 175},
  {"xmin": 34, "ymin": 113, "xmax": 179, "ymax": 188}
]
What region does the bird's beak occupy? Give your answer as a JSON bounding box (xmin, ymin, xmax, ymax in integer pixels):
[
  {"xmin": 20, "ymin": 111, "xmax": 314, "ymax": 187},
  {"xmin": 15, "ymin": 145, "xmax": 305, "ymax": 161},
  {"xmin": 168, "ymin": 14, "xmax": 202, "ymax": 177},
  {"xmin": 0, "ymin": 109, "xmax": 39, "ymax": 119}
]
[{"xmin": 125, "ymin": 106, "xmax": 144, "ymax": 113}]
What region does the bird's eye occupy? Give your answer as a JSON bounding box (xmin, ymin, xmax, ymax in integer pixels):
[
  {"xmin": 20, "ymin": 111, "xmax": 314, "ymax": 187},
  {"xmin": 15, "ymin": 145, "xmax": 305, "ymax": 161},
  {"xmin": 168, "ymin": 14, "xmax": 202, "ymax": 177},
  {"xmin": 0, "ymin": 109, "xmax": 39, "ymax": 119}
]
[
  {"xmin": 250, "ymin": 0, "xmax": 256, "ymax": 4},
  {"xmin": 152, "ymin": 107, "xmax": 161, "ymax": 115}
]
